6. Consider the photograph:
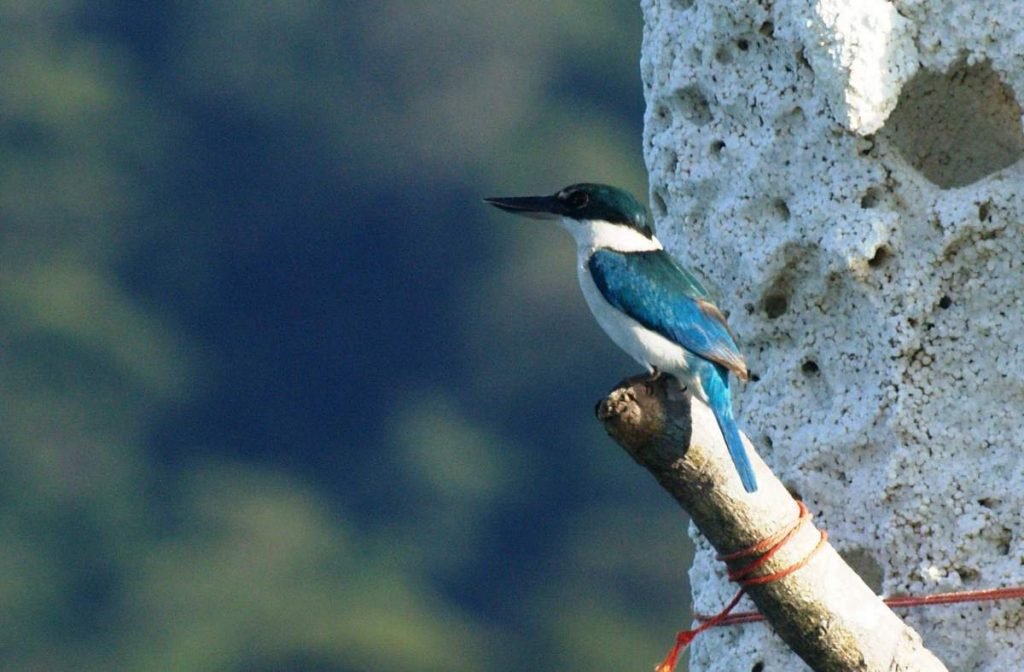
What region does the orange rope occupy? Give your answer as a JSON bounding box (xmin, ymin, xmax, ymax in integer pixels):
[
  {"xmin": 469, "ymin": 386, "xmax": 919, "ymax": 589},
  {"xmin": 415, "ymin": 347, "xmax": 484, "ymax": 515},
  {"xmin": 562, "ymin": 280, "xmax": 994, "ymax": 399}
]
[
  {"xmin": 698, "ymin": 585, "xmax": 1024, "ymax": 628},
  {"xmin": 655, "ymin": 500, "xmax": 1024, "ymax": 672},
  {"xmin": 656, "ymin": 501, "xmax": 825, "ymax": 672}
]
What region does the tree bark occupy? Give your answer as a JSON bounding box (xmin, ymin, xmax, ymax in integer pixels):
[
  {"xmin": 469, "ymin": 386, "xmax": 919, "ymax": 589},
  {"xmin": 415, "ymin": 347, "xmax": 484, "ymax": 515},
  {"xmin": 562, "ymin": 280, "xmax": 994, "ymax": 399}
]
[{"xmin": 596, "ymin": 373, "xmax": 949, "ymax": 672}]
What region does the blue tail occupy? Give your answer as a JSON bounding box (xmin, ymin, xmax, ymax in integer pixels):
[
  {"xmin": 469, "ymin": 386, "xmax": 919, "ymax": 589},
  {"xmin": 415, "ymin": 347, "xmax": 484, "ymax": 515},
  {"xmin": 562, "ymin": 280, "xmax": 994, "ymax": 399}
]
[{"xmin": 702, "ymin": 365, "xmax": 758, "ymax": 493}]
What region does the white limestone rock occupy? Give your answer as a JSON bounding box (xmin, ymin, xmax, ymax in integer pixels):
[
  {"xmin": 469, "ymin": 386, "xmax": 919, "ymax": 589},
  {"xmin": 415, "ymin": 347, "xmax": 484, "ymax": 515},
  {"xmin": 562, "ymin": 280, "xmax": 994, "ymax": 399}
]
[
  {"xmin": 784, "ymin": 0, "xmax": 919, "ymax": 135},
  {"xmin": 640, "ymin": 0, "xmax": 1024, "ymax": 669}
]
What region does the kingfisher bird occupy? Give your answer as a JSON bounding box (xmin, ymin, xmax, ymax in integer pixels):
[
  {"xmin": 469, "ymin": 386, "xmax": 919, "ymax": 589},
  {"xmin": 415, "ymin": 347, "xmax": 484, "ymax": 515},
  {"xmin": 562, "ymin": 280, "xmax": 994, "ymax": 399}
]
[{"xmin": 485, "ymin": 183, "xmax": 757, "ymax": 493}]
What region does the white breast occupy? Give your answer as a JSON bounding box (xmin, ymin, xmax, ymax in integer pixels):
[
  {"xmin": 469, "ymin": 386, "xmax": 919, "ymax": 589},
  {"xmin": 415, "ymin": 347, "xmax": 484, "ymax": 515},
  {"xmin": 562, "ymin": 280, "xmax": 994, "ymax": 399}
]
[{"xmin": 576, "ymin": 257, "xmax": 706, "ymax": 400}]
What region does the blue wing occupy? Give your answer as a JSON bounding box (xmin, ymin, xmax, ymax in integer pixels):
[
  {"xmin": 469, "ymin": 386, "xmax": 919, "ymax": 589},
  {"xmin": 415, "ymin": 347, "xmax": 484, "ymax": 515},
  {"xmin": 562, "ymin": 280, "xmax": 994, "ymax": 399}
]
[{"xmin": 588, "ymin": 249, "xmax": 748, "ymax": 379}]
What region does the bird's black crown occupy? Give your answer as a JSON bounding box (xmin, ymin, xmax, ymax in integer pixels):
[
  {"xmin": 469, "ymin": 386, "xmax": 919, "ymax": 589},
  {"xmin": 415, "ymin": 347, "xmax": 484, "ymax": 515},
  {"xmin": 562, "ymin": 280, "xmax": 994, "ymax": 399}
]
[{"xmin": 555, "ymin": 183, "xmax": 654, "ymax": 238}]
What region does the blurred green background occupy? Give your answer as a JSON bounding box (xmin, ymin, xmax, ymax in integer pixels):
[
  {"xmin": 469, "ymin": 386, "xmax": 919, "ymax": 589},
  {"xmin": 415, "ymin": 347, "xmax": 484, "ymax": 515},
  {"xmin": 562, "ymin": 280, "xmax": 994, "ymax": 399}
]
[{"xmin": 1, "ymin": 2, "xmax": 694, "ymax": 670}]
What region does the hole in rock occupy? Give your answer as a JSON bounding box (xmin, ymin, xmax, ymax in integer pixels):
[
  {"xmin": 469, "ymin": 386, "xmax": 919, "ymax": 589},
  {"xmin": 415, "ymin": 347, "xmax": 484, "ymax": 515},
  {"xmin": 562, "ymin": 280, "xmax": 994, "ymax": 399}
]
[
  {"xmin": 860, "ymin": 187, "xmax": 881, "ymax": 209},
  {"xmin": 650, "ymin": 103, "xmax": 672, "ymax": 135},
  {"xmin": 997, "ymin": 527, "xmax": 1012, "ymax": 555},
  {"xmin": 956, "ymin": 566, "xmax": 980, "ymax": 582},
  {"xmin": 710, "ymin": 139, "xmax": 726, "ymax": 155},
  {"xmin": 772, "ymin": 198, "xmax": 791, "ymax": 221},
  {"xmin": 675, "ymin": 85, "xmax": 713, "ymax": 126},
  {"xmin": 763, "ymin": 292, "xmax": 788, "ymax": 318},
  {"xmin": 801, "ymin": 360, "xmax": 819, "ymax": 374},
  {"xmin": 859, "ymin": 135, "xmax": 876, "ymax": 156},
  {"xmin": 868, "ymin": 245, "xmax": 891, "ymax": 267},
  {"xmin": 796, "ymin": 48, "xmax": 813, "ymax": 73},
  {"xmin": 883, "ymin": 59, "xmax": 1024, "ymax": 188},
  {"xmin": 840, "ymin": 548, "xmax": 885, "ymax": 593},
  {"xmin": 751, "ymin": 663, "xmax": 765, "ymax": 672},
  {"xmin": 938, "ymin": 295, "xmax": 952, "ymax": 309}
]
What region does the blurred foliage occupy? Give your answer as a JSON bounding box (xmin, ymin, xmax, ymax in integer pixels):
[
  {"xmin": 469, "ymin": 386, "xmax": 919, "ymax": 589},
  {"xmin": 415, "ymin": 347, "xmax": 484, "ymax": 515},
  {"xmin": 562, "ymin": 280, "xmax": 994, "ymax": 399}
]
[{"xmin": 0, "ymin": 2, "xmax": 692, "ymax": 671}]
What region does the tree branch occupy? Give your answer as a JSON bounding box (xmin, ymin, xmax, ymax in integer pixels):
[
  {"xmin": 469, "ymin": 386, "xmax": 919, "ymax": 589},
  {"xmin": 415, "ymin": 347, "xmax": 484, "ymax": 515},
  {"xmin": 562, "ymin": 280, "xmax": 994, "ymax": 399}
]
[{"xmin": 596, "ymin": 373, "xmax": 949, "ymax": 672}]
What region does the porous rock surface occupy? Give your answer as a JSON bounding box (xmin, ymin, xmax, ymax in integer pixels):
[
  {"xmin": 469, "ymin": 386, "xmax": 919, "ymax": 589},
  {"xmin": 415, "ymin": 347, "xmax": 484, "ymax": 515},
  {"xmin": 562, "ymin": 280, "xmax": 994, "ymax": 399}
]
[{"xmin": 640, "ymin": 0, "xmax": 1024, "ymax": 669}]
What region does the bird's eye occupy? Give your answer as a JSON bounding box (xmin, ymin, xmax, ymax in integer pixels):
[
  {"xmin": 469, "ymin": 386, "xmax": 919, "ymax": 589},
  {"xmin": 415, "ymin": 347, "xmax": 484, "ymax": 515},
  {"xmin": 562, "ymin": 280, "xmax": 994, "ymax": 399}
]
[{"xmin": 563, "ymin": 190, "xmax": 589, "ymax": 209}]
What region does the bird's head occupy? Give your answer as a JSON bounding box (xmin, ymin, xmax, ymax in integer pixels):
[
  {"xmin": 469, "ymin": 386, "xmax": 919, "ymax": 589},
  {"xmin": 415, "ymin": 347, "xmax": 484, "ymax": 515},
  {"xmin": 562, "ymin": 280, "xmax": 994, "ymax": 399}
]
[{"xmin": 485, "ymin": 183, "xmax": 656, "ymax": 250}]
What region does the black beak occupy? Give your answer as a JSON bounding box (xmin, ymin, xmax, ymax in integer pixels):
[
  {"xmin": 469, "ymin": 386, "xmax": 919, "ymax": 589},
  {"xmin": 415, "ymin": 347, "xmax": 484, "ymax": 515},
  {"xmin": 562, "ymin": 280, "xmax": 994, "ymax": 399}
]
[{"xmin": 483, "ymin": 195, "xmax": 563, "ymax": 220}]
